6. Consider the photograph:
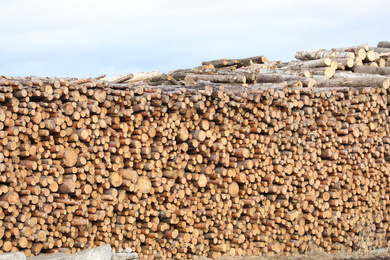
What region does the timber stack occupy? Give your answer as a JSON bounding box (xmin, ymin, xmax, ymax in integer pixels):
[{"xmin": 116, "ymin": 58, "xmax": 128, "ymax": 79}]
[{"xmin": 0, "ymin": 41, "xmax": 390, "ymax": 259}]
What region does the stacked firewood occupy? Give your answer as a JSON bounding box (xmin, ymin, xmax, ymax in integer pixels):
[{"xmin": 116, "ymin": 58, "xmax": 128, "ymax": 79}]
[{"xmin": 0, "ymin": 41, "xmax": 390, "ymax": 259}]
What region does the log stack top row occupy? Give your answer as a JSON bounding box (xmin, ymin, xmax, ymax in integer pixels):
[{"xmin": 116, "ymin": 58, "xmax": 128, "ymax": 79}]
[
  {"xmin": 102, "ymin": 41, "xmax": 390, "ymax": 92},
  {"xmin": 0, "ymin": 41, "xmax": 390, "ymax": 260}
]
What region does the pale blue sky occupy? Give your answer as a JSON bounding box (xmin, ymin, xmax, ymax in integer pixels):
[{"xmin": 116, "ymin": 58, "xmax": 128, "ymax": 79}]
[{"xmin": 1, "ymin": 0, "xmax": 389, "ymax": 78}]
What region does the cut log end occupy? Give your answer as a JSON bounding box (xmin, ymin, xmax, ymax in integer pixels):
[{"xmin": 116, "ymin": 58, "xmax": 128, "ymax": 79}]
[
  {"xmin": 61, "ymin": 147, "xmax": 78, "ymax": 167},
  {"xmin": 137, "ymin": 176, "xmax": 152, "ymax": 194},
  {"xmin": 228, "ymin": 182, "xmax": 239, "ymax": 197}
]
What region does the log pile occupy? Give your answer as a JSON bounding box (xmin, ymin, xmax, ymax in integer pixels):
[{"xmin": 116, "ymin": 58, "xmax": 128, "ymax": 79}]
[{"xmin": 0, "ymin": 41, "xmax": 390, "ymax": 259}]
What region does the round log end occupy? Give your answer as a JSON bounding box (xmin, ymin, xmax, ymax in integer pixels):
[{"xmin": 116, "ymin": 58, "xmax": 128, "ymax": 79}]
[
  {"xmin": 383, "ymin": 78, "xmax": 389, "ymax": 90},
  {"xmin": 228, "ymin": 182, "xmax": 239, "ymax": 197},
  {"xmin": 366, "ymin": 50, "xmax": 376, "ymax": 61},
  {"xmin": 119, "ymin": 169, "xmax": 139, "ymax": 183},
  {"xmin": 176, "ymin": 127, "xmax": 189, "ymax": 142},
  {"xmin": 322, "ymin": 191, "xmax": 330, "ymax": 201},
  {"xmin": 94, "ymin": 89, "xmax": 106, "ymax": 103},
  {"xmin": 197, "ymin": 174, "xmax": 208, "ymax": 188},
  {"xmin": 109, "ymin": 172, "xmax": 123, "ymax": 188},
  {"xmin": 62, "ymin": 147, "xmax": 78, "ymax": 167},
  {"xmin": 77, "ymin": 129, "xmax": 89, "ymax": 141},
  {"xmin": 347, "ymin": 58, "xmax": 355, "ymax": 68},
  {"xmin": 137, "ymin": 176, "xmax": 152, "ymax": 194},
  {"xmin": 308, "ymin": 79, "xmax": 316, "ymax": 88},
  {"xmin": 62, "ymin": 103, "xmax": 74, "ymax": 116},
  {"xmin": 192, "ymin": 130, "xmax": 206, "ymax": 142},
  {"xmin": 324, "ymin": 57, "xmax": 331, "ymax": 66},
  {"xmin": 7, "ymin": 191, "xmax": 19, "ymax": 205}
]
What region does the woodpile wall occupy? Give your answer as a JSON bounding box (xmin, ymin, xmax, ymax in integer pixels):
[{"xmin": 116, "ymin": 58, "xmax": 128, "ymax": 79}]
[{"xmin": 1, "ymin": 41, "xmax": 390, "ymax": 259}]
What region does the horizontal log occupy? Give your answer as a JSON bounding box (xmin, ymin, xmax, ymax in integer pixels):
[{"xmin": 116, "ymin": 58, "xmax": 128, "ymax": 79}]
[
  {"xmin": 314, "ymin": 76, "xmax": 389, "ymax": 89},
  {"xmin": 377, "ymin": 41, "xmax": 390, "ymax": 48},
  {"xmin": 184, "ymin": 73, "xmax": 246, "ymax": 84},
  {"xmin": 295, "ymin": 50, "xmax": 355, "ymax": 60},
  {"xmin": 255, "ymin": 73, "xmax": 316, "ymax": 88},
  {"xmin": 354, "ymin": 65, "xmax": 390, "ymax": 76}
]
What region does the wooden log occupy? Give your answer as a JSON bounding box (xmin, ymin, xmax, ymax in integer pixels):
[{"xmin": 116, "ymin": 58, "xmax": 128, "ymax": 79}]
[
  {"xmin": 184, "ymin": 73, "xmax": 246, "ymax": 84},
  {"xmin": 202, "ymin": 56, "xmax": 268, "ymax": 68},
  {"xmin": 377, "ymin": 41, "xmax": 390, "ymax": 48},
  {"xmin": 316, "ymin": 76, "xmax": 389, "ymax": 89},
  {"xmin": 255, "ymin": 73, "xmax": 316, "ymax": 88},
  {"xmin": 137, "ymin": 176, "xmax": 152, "ymax": 194},
  {"xmin": 354, "ymin": 65, "xmax": 390, "ymax": 76},
  {"xmin": 286, "ymin": 58, "xmax": 332, "ymax": 69},
  {"xmin": 295, "ymin": 50, "xmax": 355, "ymax": 60}
]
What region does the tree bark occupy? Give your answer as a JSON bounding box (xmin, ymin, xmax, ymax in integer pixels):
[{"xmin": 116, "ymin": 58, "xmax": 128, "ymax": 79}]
[
  {"xmin": 354, "ymin": 65, "xmax": 390, "ymax": 76},
  {"xmin": 295, "ymin": 50, "xmax": 355, "ymax": 60},
  {"xmin": 256, "ymin": 73, "xmax": 316, "ymax": 88},
  {"xmin": 315, "ymin": 76, "xmax": 389, "ymax": 89},
  {"xmin": 377, "ymin": 41, "xmax": 390, "ymax": 48}
]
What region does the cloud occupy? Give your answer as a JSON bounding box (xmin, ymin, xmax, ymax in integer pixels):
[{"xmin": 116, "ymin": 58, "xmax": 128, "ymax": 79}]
[{"xmin": 1, "ymin": 0, "xmax": 389, "ymax": 77}]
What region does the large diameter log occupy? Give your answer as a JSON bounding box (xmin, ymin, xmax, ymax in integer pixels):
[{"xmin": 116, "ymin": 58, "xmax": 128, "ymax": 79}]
[
  {"xmin": 314, "ymin": 77, "xmax": 390, "ymax": 89},
  {"xmin": 354, "ymin": 65, "xmax": 390, "ymax": 76},
  {"xmin": 255, "ymin": 73, "xmax": 316, "ymax": 88}
]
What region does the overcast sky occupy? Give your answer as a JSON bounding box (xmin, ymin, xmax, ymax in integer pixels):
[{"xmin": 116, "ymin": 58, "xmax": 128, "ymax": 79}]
[{"xmin": 1, "ymin": 0, "xmax": 389, "ymax": 78}]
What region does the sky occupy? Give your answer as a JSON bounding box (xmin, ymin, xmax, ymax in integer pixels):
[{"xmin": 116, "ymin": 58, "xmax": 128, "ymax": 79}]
[{"xmin": 0, "ymin": 0, "xmax": 389, "ymax": 78}]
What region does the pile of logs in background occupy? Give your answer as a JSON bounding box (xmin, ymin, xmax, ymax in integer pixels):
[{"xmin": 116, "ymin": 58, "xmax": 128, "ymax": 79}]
[{"xmin": 1, "ymin": 41, "xmax": 390, "ymax": 259}]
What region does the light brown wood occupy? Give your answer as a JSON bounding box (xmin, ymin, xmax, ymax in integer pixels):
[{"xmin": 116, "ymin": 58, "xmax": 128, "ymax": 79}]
[{"xmin": 2, "ymin": 41, "xmax": 390, "ymax": 259}]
